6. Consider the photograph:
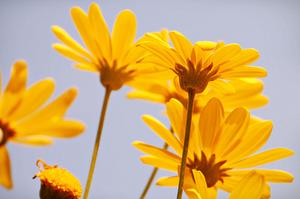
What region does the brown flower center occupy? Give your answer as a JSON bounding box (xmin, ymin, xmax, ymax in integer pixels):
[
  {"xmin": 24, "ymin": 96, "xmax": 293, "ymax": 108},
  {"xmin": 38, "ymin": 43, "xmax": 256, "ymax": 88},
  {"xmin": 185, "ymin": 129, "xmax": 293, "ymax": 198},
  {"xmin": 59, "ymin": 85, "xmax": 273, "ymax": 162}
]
[
  {"xmin": 187, "ymin": 151, "xmax": 231, "ymax": 187},
  {"xmin": 174, "ymin": 59, "xmax": 219, "ymax": 93},
  {"xmin": 0, "ymin": 120, "xmax": 15, "ymax": 146},
  {"xmin": 99, "ymin": 59, "xmax": 135, "ymax": 91}
]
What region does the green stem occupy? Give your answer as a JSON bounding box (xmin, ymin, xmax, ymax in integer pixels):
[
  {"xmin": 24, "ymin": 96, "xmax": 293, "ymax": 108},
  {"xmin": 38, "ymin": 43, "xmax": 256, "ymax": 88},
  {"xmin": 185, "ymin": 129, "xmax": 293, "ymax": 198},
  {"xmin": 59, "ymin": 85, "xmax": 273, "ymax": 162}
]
[
  {"xmin": 83, "ymin": 87, "xmax": 112, "ymax": 199},
  {"xmin": 176, "ymin": 88, "xmax": 195, "ymax": 199}
]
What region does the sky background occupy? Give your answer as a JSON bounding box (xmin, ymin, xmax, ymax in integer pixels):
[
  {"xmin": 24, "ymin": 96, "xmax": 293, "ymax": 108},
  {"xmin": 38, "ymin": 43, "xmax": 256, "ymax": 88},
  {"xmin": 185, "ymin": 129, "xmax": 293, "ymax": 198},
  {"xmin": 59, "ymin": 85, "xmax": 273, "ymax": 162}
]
[{"xmin": 0, "ymin": 0, "xmax": 299, "ymax": 198}]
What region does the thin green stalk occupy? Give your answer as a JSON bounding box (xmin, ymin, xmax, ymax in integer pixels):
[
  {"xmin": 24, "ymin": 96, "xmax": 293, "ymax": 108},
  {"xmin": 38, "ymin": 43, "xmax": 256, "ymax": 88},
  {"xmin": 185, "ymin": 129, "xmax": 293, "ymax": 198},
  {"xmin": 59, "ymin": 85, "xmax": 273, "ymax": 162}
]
[
  {"xmin": 83, "ymin": 87, "xmax": 112, "ymax": 199},
  {"xmin": 176, "ymin": 88, "xmax": 195, "ymax": 199}
]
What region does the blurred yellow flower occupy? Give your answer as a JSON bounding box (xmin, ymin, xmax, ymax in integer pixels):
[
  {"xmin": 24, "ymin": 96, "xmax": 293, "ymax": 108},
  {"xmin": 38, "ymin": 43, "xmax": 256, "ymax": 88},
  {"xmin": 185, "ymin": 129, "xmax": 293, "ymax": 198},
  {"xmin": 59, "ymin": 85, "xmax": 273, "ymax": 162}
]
[
  {"xmin": 128, "ymin": 77, "xmax": 268, "ymax": 113},
  {"xmin": 0, "ymin": 61, "xmax": 84, "ymax": 189},
  {"xmin": 139, "ymin": 31, "xmax": 267, "ymax": 93},
  {"xmin": 34, "ymin": 160, "xmax": 82, "ymax": 199},
  {"xmin": 52, "ymin": 2, "xmax": 148, "ymax": 90},
  {"xmin": 133, "ymin": 98, "xmax": 293, "ymax": 198}
]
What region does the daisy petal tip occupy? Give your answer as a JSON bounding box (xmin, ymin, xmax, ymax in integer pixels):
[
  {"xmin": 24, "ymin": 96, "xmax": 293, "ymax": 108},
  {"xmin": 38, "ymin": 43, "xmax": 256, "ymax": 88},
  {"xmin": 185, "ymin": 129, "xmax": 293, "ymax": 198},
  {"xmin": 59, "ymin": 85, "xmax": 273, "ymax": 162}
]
[
  {"xmin": 14, "ymin": 59, "xmax": 27, "ymax": 68},
  {"xmin": 132, "ymin": 140, "xmax": 143, "ymax": 147}
]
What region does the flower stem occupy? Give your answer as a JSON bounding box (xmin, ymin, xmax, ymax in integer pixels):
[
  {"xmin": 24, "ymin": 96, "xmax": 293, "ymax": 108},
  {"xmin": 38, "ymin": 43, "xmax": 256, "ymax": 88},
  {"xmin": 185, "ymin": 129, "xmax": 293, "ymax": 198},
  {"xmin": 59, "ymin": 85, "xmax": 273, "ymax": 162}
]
[
  {"xmin": 139, "ymin": 142, "xmax": 169, "ymax": 199},
  {"xmin": 83, "ymin": 87, "xmax": 112, "ymax": 199},
  {"xmin": 176, "ymin": 88, "xmax": 195, "ymax": 199}
]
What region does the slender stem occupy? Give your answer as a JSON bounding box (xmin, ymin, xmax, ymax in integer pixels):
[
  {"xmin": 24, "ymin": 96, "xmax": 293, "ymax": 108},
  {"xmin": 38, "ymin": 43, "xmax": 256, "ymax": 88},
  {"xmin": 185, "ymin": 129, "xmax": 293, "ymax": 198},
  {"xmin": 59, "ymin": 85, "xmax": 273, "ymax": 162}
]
[
  {"xmin": 83, "ymin": 87, "xmax": 112, "ymax": 199},
  {"xmin": 139, "ymin": 142, "xmax": 169, "ymax": 199},
  {"xmin": 176, "ymin": 88, "xmax": 195, "ymax": 199}
]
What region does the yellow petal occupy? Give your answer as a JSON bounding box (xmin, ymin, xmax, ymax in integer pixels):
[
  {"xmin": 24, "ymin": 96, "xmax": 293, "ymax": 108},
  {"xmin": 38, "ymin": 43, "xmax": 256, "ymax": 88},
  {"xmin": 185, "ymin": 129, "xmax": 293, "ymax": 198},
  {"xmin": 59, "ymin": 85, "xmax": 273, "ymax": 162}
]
[
  {"xmin": 218, "ymin": 79, "xmax": 269, "ymax": 111},
  {"xmin": 51, "ymin": 25, "xmax": 94, "ymax": 61},
  {"xmin": 52, "ymin": 44, "xmax": 94, "ymax": 66},
  {"xmin": 5, "ymin": 60, "xmax": 27, "ymax": 93},
  {"xmin": 140, "ymin": 155, "xmax": 178, "ymax": 171},
  {"xmin": 228, "ymin": 169, "xmax": 294, "ymax": 183},
  {"xmin": 196, "ymin": 41, "xmax": 217, "ymax": 50},
  {"xmin": 169, "ymin": 31, "xmax": 193, "ymax": 60},
  {"xmin": 70, "ymin": 7, "xmax": 100, "ymax": 59},
  {"xmin": 139, "ymin": 41, "xmax": 176, "ymax": 67},
  {"xmin": 213, "ymin": 43, "xmax": 241, "ymax": 66},
  {"xmin": 12, "ymin": 136, "xmax": 53, "ymax": 146},
  {"xmin": 214, "ymin": 107, "xmax": 249, "ymax": 157},
  {"xmin": 8, "ymin": 78, "xmax": 55, "ymax": 121},
  {"xmin": 208, "ymin": 79, "xmax": 235, "ymax": 95},
  {"xmin": 15, "ymin": 88, "xmax": 78, "ymax": 130},
  {"xmin": 192, "ymin": 170, "xmax": 208, "ymax": 199},
  {"xmin": 112, "ymin": 9, "xmax": 136, "ymax": 60},
  {"xmin": 229, "ymin": 148, "xmax": 294, "ymax": 168},
  {"xmin": 142, "ymin": 115, "xmax": 182, "ymax": 155},
  {"xmin": 127, "ymin": 90, "xmax": 166, "ymax": 103},
  {"xmin": 257, "ymin": 170, "xmax": 293, "ymax": 183},
  {"xmin": 185, "ymin": 189, "xmax": 201, "ymax": 199},
  {"xmin": 16, "ymin": 120, "xmax": 85, "ymax": 138},
  {"xmin": 133, "ymin": 141, "xmax": 181, "ymax": 163},
  {"xmin": 73, "ymin": 63, "xmax": 99, "ymax": 72},
  {"xmin": 0, "ymin": 147, "xmax": 12, "ymax": 189},
  {"xmin": 222, "ymin": 48, "xmax": 260, "ymax": 70},
  {"xmin": 226, "ymin": 121, "xmax": 272, "ymax": 162},
  {"xmin": 221, "ymin": 66, "xmax": 267, "ymax": 78},
  {"xmin": 229, "ymin": 171, "xmax": 265, "ymax": 199},
  {"xmin": 156, "ymin": 176, "xmax": 178, "ymax": 186},
  {"xmin": 166, "ymin": 99, "xmax": 186, "ymax": 142},
  {"xmin": 88, "ymin": 3, "xmax": 112, "ymax": 60},
  {"xmin": 199, "ymin": 98, "xmax": 224, "ymax": 155},
  {"xmin": 1, "ymin": 61, "xmax": 28, "ymax": 118}
]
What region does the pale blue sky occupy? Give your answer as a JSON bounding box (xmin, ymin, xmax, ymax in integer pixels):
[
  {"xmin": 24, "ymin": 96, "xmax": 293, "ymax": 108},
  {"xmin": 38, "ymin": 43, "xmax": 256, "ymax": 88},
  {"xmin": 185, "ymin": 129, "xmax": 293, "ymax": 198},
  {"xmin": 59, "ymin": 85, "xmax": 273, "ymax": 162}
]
[{"xmin": 0, "ymin": 0, "xmax": 299, "ymax": 198}]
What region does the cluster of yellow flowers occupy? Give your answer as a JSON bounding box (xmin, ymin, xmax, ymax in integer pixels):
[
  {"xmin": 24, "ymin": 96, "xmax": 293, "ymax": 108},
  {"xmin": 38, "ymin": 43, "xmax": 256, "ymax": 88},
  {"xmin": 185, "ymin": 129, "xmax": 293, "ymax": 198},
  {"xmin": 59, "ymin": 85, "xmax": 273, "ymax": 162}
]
[{"xmin": 0, "ymin": 2, "xmax": 293, "ymax": 199}]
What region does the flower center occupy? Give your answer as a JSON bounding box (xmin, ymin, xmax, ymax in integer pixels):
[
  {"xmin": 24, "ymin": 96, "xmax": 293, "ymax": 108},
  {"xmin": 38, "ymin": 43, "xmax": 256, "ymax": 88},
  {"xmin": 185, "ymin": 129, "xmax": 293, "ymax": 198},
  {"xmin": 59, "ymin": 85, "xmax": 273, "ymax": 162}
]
[
  {"xmin": 174, "ymin": 59, "xmax": 218, "ymax": 93},
  {"xmin": 187, "ymin": 151, "xmax": 230, "ymax": 187},
  {"xmin": 0, "ymin": 120, "xmax": 15, "ymax": 146},
  {"xmin": 99, "ymin": 59, "xmax": 135, "ymax": 90}
]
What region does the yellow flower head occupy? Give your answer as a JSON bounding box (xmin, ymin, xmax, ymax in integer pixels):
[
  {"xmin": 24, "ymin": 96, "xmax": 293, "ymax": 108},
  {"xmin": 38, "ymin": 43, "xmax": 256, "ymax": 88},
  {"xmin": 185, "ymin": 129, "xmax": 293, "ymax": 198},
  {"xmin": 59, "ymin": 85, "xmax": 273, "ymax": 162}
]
[
  {"xmin": 52, "ymin": 3, "xmax": 148, "ymax": 90},
  {"xmin": 0, "ymin": 61, "xmax": 85, "ymax": 189},
  {"xmin": 133, "ymin": 98, "xmax": 293, "ymax": 198},
  {"xmin": 34, "ymin": 160, "xmax": 82, "ymax": 199},
  {"xmin": 139, "ymin": 31, "xmax": 267, "ymax": 93}
]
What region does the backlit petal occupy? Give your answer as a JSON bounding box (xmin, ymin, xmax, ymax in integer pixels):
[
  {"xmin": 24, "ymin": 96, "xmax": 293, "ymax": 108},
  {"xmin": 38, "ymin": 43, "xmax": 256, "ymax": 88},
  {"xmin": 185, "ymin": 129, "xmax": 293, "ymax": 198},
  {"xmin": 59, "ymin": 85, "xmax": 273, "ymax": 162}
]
[
  {"xmin": 112, "ymin": 9, "xmax": 136, "ymax": 60},
  {"xmin": 0, "ymin": 147, "xmax": 12, "ymax": 189}
]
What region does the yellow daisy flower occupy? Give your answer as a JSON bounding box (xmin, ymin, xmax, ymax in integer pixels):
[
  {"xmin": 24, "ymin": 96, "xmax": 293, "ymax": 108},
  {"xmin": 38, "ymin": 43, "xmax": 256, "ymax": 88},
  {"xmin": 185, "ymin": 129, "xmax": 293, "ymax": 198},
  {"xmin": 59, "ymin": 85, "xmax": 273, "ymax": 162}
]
[
  {"xmin": 133, "ymin": 98, "xmax": 293, "ymax": 198},
  {"xmin": 34, "ymin": 160, "xmax": 82, "ymax": 199},
  {"xmin": 139, "ymin": 31, "xmax": 267, "ymax": 93},
  {"xmin": 128, "ymin": 77, "xmax": 268, "ymax": 113},
  {"xmin": 0, "ymin": 61, "xmax": 84, "ymax": 189},
  {"xmin": 188, "ymin": 170, "xmax": 269, "ymax": 199},
  {"xmin": 52, "ymin": 2, "xmax": 148, "ymax": 91}
]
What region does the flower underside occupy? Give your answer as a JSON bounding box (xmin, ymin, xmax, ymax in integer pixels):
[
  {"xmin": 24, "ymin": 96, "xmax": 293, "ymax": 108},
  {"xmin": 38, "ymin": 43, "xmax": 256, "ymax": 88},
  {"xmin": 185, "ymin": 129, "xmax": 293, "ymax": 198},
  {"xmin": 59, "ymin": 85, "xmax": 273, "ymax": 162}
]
[
  {"xmin": 174, "ymin": 59, "xmax": 218, "ymax": 93},
  {"xmin": 0, "ymin": 120, "xmax": 15, "ymax": 146},
  {"xmin": 174, "ymin": 59, "xmax": 219, "ymax": 93},
  {"xmin": 187, "ymin": 151, "xmax": 231, "ymax": 187},
  {"xmin": 99, "ymin": 58, "xmax": 136, "ymax": 90}
]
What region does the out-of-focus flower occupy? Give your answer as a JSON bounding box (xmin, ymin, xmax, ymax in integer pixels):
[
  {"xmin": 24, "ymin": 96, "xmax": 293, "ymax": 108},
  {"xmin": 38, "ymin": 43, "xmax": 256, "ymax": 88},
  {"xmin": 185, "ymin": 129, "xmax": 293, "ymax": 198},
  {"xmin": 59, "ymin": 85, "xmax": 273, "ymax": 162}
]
[
  {"xmin": 128, "ymin": 77, "xmax": 268, "ymax": 113},
  {"xmin": 133, "ymin": 98, "xmax": 293, "ymax": 198},
  {"xmin": 139, "ymin": 31, "xmax": 267, "ymax": 93},
  {"xmin": 52, "ymin": 2, "xmax": 151, "ymax": 90},
  {"xmin": 34, "ymin": 160, "xmax": 82, "ymax": 199},
  {"xmin": 0, "ymin": 61, "xmax": 84, "ymax": 189}
]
